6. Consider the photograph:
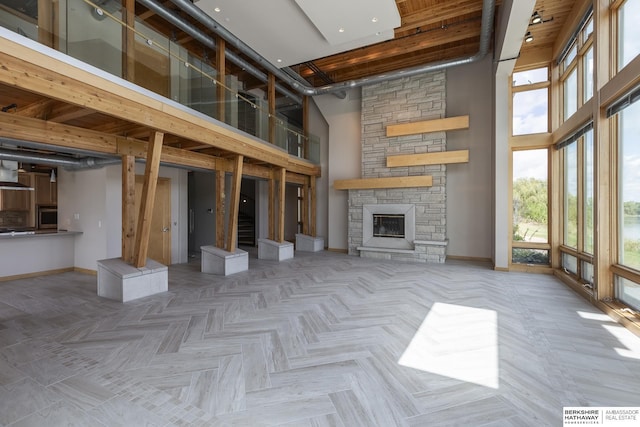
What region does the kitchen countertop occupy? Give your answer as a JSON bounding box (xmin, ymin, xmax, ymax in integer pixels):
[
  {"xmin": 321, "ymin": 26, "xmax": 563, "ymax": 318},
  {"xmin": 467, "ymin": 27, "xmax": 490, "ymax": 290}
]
[{"xmin": 0, "ymin": 230, "xmax": 82, "ymax": 239}]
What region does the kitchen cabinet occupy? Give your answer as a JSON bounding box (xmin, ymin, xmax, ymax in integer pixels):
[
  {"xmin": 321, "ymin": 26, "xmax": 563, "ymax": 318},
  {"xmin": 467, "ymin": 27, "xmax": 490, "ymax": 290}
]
[
  {"xmin": 0, "ymin": 174, "xmax": 31, "ymax": 211},
  {"xmin": 34, "ymin": 173, "xmax": 57, "ymax": 206}
]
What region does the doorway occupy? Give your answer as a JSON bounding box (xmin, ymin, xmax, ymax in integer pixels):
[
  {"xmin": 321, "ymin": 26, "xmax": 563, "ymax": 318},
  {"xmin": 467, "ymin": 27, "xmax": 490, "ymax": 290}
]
[{"xmin": 135, "ymin": 175, "xmax": 171, "ymax": 265}]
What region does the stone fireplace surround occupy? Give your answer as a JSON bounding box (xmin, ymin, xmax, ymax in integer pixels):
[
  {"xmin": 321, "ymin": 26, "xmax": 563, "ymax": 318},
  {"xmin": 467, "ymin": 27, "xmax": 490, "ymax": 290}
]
[{"xmin": 347, "ymin": 71, "xmax": 448, "ymax": 263}]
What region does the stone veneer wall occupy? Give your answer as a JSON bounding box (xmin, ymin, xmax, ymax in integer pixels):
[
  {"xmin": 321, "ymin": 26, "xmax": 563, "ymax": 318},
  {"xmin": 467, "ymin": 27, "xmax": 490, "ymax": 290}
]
[{"xmin": 348, "ymin": 71, "xmax": 447, "ymax": 263}]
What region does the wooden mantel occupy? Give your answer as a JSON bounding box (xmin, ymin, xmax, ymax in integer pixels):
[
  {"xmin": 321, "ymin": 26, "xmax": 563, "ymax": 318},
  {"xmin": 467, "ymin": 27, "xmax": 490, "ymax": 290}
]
[
  {"xmin": 386, "ymin": 150, "xmax": 469, "ymax": 168},
  {"xmin": 333, "ymin": 175, "xmax": 433, "ymax": 190}
]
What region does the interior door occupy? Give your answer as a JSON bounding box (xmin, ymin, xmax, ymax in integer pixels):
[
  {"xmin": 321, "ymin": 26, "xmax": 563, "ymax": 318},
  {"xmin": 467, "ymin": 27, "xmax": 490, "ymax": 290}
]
[{"xmin": 135, "ymin": 175, "xmax": 171, "ymax": 265}]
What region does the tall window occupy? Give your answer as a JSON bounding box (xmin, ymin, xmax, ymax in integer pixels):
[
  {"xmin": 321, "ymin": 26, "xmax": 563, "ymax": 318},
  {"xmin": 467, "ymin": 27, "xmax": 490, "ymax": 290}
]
[
  {"xmin": 619, "ymin": 102, "xmax": 640, "ymax": 271},
  {"xmin": 617, "ymin": 0, "xmax": 640, "ymax": 70},
  {"xmin": 617, "ymin": 101, "xmax": 640, "ymax": 309},
  {"xmin": 559, "ymin": 126, "xmax": 594, "ymax": 285},
  {"xmin": 559, "ymin": 12, "xmax": 594, "ymax": 122},
  {"xmin": 512, "ymin": 149, "xmax": 549, "ymax": 265}
]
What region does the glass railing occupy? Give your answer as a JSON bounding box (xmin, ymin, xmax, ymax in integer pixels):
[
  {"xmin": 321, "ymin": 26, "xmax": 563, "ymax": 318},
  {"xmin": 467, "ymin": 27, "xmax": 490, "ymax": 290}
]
[{"xmin": 0, "ymin": 0, "xmax": 320, "ymax": 164}]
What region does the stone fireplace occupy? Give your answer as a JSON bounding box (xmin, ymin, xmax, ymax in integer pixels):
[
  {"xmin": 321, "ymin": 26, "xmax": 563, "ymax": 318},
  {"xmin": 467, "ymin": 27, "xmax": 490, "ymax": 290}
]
[{"xmin": 348, "ymin": 71, "xmax": 448, "ymax": 263}]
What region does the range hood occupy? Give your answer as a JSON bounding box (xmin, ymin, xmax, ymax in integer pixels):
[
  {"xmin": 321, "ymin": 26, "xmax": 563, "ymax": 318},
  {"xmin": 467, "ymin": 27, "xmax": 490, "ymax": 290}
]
[{"xmin": 0, "ymin": 160, "xmax": 34, "ymax": 191}]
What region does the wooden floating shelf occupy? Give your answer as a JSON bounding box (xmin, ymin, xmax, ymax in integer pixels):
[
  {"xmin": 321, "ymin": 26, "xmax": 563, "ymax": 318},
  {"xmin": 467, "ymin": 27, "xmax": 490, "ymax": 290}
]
[
  {"xmin": 386, "ymin": 115, "xmax": 469, "ymax": 137},
  {"xmin": 333, "ymin": 175, "xmax": 433, "ymax": 190},
  {"xmin": 386, "ymin": 150, "xmax": 469, "ymax": 168}
]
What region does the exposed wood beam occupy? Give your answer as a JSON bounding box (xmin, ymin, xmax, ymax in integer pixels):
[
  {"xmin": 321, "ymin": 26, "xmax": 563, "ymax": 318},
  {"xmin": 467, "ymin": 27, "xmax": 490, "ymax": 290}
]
[
  {"xmin": 47, "ymin": 104, "xmax": 96, "ymax": 123},
  {"xmin": 386, "ymin": 150, "xmax": 470, "ymax": 167},
  {"xmin": 122, "ymin": 155, "xmax": 136, "ymax": 264},
  {"xmin": 334, "ymin": 176, "xmax": 433, "ymax": 190},
  {"xmin": 226, "ymin": 155, "xmax": 243, "ymax": 252},
  {"xmin": 386, "ymin": 115, "xmax": 470, "ymax": 137},
  {"xmin": 0, "ymin": 112, "xmax": 119, "ymax": 154},
  {"xmin": 277, "ymin": 167, "xmax": 286, "ymax": 243},
  {"xmin": 13, "ymin": 99, "xmax": 56, "ymax": 119},
  {"xmin": 133, "ymin": 131, "xmax": 164, "ymax": 267},
  {"xmin": 116, "ymin": 138, "xmax": 230, "ymax": 171},
  {"xmin": 216, "ymin": 169, "xmax": 225, "ymax": 248}
]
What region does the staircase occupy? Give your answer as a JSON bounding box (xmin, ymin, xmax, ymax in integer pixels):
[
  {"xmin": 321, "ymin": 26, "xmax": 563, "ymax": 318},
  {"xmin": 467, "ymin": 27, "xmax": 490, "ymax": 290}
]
[{"xmin": 237, "ymin": 212, "xmax": 255, "ymax": 246}]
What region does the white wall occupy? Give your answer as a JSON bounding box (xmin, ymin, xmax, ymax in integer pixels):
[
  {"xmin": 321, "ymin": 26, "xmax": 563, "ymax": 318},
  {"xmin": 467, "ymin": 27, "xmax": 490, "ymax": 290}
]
[
  {"xmin": 313, "ymin": 89, "xmax": 362, "ymax": 251},
  {"xmin": 58, "ymin": 162, "xmax": 188, "ymax": 271},
  {"xmin": 58, "ymin": 167, "xmax": 109, "ymax": 271},
  {"xmin": 308, "ymin": 98, "xmax": 329, "ymax": 242},
  {"xmin": 446, "ymin": 56, "xmax": 494, "ymax": 259}
]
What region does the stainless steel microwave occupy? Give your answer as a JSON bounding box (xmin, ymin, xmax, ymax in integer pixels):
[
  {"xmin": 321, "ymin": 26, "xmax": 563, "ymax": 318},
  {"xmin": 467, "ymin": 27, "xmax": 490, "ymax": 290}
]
[{"xmin": 38, "ymin": 205, "xmax": 57, "ymax": 229}]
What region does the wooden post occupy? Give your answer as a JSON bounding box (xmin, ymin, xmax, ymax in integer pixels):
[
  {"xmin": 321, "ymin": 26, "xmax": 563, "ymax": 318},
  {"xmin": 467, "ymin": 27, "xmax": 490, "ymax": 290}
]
[
  {"xmin": 302, "ymin": 95, "xmax": 309, "ymax": 159},
  {"xmin": 278, "ymin": 167, "xmax": 286, "ymax": 243},
  {"xmin": 310, "ymin": 176, "xmax": 317, "ymax": 237},
  {"xmin": 216, "ymin": 37, "xmax": 226, "ymax": 123},
  {"xmin": 268, "ymin": 171, "xmax": 275, "ymax": 240},
  {"xmin": 268, "ymin": 73, "xmax": 276, "ymax": 145},
  {"xmin": 215, "ymin": 169, "xmax": 226, "ymax": 248},
  {"xmin": 133, "ymin": 131, "xmax": 164, "ymax": 267},
  {"xmin": 593, "ymin": 0, "xmax": 613, "ymax": 301},
  {"xmin": 226, "ymin": 155, "xmax": 243, "ymax": 252},
  {"xmin": 121, "ymin": 155, "xmax": 136, "ymax": 264},
  {"xmin": 301, "ymin": 177, "xmax": 310, "ymax": 235},
  {"xmin": 123, "ymin": 0, "xmax": 136, "ymax": 83},
  {"xmin": 37, "ymin": 0, "xmax": 54, "ymax": 48}
]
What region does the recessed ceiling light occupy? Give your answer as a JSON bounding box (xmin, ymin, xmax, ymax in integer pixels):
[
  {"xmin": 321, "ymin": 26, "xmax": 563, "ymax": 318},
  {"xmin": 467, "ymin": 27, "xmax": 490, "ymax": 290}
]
[
  {"xmin": 372, "ymin": 17, "xmax": 378, "ymax": 23},
  {"xmin": 338, "ymin": 27, "xmax": 345, "ymax": 33},
  {"xmin": 214, "ymin": 7, "xmax": 221, "ymax": 12},
  {"xmin": 277, "ymin": 59, "xmax": 282, "ymax": 63}
]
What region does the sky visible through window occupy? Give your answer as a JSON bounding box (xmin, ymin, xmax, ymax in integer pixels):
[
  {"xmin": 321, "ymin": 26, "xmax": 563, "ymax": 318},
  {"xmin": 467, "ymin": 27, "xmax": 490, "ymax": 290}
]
[
  {"xmin": 621, "ymin": 101, "xmax": 640, "ymax": 203},
  {"xmin": 513, "ymin": 89, "xmax": 548, "ymax": 136},
  {"xmin": 620, "ymin": 0, "xmax": 640, "ymax": 70}
]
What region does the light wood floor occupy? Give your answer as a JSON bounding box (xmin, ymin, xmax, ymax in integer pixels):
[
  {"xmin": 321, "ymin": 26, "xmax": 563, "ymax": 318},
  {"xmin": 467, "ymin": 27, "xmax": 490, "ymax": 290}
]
[{"xmin": 1, "ymin": 250, "xmax": 639, "ymax": 426}]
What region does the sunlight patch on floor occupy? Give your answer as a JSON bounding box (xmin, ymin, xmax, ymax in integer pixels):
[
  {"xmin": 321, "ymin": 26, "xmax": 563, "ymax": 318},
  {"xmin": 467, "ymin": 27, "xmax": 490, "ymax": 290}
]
[
  {"xmin": 399, "ymin": 302, "xmax": 499, "ymax": 389},
  {"xmin": 602, "ymin": 324, "xmax": 640, "ymax": 360}
]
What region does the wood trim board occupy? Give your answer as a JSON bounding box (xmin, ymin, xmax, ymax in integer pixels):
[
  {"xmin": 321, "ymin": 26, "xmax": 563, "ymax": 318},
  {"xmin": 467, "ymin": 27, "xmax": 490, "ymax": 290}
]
[{"xmin": 386, "ymin": 115, "xmax": 469, "ymax": 137}]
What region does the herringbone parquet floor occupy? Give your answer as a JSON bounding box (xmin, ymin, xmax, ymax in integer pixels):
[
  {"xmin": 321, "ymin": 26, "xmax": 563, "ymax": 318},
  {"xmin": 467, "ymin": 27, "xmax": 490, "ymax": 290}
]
[{"xmin": 1, "ymin": 250, "xmax": 639, "ymax": 426}]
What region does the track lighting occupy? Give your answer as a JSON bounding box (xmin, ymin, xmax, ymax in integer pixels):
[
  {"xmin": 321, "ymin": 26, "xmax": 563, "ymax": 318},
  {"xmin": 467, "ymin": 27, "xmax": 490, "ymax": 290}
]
[
  {"xmin": 525, "ymin": 32, "xmax": 534, "ymax": 43},
  {"xmin": 531, "ymin": 11, "xmax": 542, "ymax": 25}
]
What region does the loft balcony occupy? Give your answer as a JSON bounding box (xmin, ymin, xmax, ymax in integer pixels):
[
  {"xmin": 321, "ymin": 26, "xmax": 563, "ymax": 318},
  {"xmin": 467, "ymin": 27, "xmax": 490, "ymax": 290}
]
[{"xmin": 0, "ymin": 0, "xmax": 320, "ymax": 176}]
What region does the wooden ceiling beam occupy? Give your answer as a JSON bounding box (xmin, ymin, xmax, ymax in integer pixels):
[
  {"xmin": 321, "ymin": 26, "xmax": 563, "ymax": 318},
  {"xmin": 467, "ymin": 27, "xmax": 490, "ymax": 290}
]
[
  {"xmin": 46, "ymin": 103, "xmax": 96, "ymax": 123},
  {"xmin": 13, "ymin": 98, "xmax": 56, "ymax": 119}
]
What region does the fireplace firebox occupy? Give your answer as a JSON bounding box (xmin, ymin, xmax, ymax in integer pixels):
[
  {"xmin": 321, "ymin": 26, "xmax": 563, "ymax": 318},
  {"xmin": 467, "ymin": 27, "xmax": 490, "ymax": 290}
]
[{"xmin": 373, "ymin": 214, "xmax": 405, "ymax": 238}]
